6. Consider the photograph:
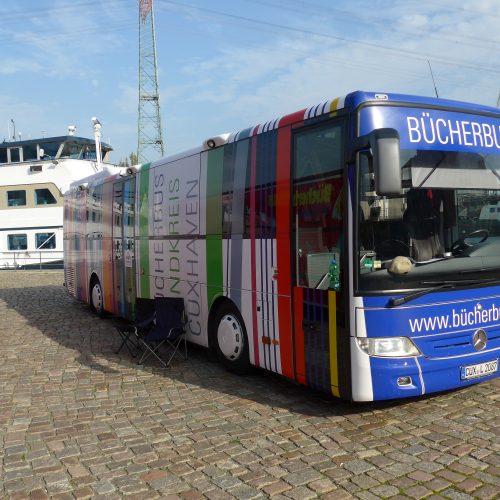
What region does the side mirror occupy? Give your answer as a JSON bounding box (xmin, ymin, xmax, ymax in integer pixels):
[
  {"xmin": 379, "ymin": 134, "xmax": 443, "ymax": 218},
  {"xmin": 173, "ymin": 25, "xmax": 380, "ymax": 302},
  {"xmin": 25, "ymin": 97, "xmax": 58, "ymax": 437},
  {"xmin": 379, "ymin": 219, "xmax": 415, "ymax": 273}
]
[
  {"xmin": 351, "ymin": 128, "xmax": 402, "ymax": 196},
  {"xmin": 371, "ymin": 129, "xmax": 401, "ymax": 196}
]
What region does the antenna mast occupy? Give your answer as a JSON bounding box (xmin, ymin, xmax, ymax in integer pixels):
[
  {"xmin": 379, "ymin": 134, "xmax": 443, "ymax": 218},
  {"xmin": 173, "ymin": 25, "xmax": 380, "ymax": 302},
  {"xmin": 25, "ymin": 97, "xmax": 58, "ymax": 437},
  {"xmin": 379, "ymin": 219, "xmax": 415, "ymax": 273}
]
[
  {"xmin": 427, "ymin": 60, "xmax": 439, "ymax": 98},
  {"xmin": 137, "ymin": 0, "xmax": 164, "ymax": 164}
]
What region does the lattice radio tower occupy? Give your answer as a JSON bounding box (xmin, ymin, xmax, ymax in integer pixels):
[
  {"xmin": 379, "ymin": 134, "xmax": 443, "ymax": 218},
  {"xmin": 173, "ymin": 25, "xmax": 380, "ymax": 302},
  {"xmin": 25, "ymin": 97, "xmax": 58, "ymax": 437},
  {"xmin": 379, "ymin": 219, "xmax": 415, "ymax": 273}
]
[{"xmin": 137, "ymin": 0, "xmax": 164, "ymax": 163}]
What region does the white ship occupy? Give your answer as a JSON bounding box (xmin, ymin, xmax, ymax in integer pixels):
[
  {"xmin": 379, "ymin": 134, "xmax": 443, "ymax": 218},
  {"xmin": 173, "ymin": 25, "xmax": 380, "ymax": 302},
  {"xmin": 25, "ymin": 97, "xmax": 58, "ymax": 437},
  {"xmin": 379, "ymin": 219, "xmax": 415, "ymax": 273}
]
[{"xmin": 0, "ymin": 119, "xmax": 117, "ymax": 269}]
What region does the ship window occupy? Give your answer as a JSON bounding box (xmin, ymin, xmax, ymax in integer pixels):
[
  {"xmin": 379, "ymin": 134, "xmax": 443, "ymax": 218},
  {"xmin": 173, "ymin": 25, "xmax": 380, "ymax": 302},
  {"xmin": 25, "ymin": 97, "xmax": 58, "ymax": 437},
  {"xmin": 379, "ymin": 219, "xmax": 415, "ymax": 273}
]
[
  {"xmin": 9, "ymin": 147, "xmax": 21, "ymax": 163},
  {"xmin": 60, "ymin": 141, "xmax": 84, "ymax": 159},
  {"xmin": 40, "ymin": 143, "xmax": 59, "ymax": 159},
  {"xmin": 7, "ymin": 190, "xmax": 26, "ymax": 207},
  {"xmin": 23, "ymin": 145, "xmax": 37, "ymax": 161},
  {"xmin": 35, "ymin": 188, "xmax": 57, "ymax": 205},
  {"xmin": 8, "ymin": 234, "xmax": 27, "ymax": 250},
  {"xmin": 36, "ymin": 232, "xmax": 56, "ymax": 249}
]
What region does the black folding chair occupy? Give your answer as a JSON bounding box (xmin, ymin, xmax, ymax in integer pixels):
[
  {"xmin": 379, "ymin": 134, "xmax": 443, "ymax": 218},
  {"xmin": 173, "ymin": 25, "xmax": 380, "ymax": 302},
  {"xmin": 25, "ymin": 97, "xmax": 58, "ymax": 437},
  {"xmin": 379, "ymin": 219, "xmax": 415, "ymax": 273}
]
[
  {"xmin": 113, "ymin": 298, "xmax": 155, "ymax": 357},
  {"xmin": 136, "ymin": 297, "xmax": 187, "ymax": 367}
]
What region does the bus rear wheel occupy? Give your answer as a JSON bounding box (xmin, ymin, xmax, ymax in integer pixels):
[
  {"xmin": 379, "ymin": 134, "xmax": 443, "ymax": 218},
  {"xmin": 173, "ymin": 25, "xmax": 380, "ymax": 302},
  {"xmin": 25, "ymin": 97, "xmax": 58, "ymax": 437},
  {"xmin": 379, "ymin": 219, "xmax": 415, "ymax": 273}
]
[
  {"xmin": 89, "ymin": 277, "xmax": 105, "ymax": 317},
  {"xmin": 214, "ymin": 303, "xmax": 250, "ymax": 375}
]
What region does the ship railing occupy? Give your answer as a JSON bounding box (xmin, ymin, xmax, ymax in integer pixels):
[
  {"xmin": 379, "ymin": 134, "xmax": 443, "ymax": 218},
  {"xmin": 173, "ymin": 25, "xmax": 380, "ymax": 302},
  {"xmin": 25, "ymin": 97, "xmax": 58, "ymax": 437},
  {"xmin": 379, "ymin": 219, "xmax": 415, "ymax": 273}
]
[{"xmin": 0, "ymin": 250, "xmax": 64, "ymax": 270}]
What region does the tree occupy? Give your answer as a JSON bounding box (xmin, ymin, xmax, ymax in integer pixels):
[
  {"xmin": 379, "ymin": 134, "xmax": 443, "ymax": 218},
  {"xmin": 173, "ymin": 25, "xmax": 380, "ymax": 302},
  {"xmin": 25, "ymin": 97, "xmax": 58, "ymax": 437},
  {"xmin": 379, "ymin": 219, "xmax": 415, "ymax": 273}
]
[
  {"xmin": 129, "ymin": 152, "xmax": 138, "ymax": 165},
  {"xmin": 118, "ymin": 152, "xmax": 139, "ymax": 168}
]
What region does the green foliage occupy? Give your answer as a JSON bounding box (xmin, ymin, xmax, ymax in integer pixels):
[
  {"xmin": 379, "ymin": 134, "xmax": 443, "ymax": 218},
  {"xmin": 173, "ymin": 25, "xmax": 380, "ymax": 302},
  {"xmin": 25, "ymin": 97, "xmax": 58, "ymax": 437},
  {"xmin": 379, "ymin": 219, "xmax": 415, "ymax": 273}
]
[{"xmin": 118, "ymin": 151, "xmax": 139, "ymax": 168}]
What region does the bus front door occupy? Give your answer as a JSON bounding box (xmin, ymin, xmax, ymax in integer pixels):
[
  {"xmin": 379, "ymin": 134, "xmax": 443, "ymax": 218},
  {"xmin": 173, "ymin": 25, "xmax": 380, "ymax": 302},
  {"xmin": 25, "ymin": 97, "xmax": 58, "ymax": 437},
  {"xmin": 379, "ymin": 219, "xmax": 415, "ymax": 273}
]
[
  {"xmin": 291, "ymin": 121, "xmax": 346, "ymax": 396},
  {"xmin": 112, "ymin": 179, "xmax": 136, "ymax": 319}
]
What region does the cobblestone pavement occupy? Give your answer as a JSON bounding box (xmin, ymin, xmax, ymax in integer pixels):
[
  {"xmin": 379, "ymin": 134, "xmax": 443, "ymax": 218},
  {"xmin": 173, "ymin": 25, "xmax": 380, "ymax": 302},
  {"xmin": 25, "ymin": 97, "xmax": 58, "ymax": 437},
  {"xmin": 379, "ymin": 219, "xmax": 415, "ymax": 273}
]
[{"xmin": 0, "ymin": 271, "xmax": 498, "ymax": 500}]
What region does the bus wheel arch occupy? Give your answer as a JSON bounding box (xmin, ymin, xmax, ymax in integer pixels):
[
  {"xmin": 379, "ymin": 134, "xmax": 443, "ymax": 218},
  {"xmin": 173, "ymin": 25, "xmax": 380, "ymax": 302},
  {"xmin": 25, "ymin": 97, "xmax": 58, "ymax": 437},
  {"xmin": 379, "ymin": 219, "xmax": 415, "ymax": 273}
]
[
  {"xmin": 89, "ymin": 274, "xmax": 105, "ymax": 317},
  {"xmin": 209, "ymin": 298, "xmax": 250, "ymax": 375}
]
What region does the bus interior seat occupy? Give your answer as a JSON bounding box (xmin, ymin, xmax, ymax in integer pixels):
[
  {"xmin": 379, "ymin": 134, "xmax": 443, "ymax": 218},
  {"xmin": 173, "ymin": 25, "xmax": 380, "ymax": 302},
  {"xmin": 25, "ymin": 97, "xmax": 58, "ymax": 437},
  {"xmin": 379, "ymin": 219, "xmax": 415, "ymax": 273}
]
[{"xmin": 404, "ymin": 190, "xmax": 444, "ymax": 261}]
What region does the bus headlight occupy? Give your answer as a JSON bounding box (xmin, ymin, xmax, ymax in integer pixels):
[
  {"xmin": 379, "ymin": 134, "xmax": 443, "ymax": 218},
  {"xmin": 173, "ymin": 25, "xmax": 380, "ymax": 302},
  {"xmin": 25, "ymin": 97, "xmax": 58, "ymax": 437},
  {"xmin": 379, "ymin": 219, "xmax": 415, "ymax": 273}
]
[{"xmin": 356, "ymin": 337, "xmax": 421, "ymax": 357}]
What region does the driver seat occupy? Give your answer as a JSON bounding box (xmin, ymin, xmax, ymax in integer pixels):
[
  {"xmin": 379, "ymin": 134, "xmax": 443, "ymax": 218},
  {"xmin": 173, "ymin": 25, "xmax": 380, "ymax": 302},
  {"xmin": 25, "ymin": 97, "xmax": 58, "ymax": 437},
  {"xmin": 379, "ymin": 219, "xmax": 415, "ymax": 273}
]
[
  {"xmin": 409, "ymin": 229, "xmax": 443, "ymax": 261},
  {"xmin": 404, "ymin": 189, "xmax": 444, "ymax": 261}
]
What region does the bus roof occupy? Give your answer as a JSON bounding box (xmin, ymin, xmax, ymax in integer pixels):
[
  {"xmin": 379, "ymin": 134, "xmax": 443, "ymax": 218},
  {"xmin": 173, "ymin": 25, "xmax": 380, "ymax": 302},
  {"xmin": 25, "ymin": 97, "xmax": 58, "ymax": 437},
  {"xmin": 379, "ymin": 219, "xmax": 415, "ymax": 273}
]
[
  {"xmin": 202, "ymin": 90, "xmax": 500, "ymax": 150},
  {"xmin": 128, "ymin": 91, "xmax": 500, "ymax": 172},
  {"xmin": 345, "ymin": 90, "xmax": 500, "ymax": 116}
]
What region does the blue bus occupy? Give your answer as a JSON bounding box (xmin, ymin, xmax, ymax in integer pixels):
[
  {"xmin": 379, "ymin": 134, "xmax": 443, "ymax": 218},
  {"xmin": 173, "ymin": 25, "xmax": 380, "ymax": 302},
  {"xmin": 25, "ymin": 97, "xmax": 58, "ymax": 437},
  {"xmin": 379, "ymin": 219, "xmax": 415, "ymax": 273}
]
[{"xmin": 64, "ymin": 91, "xmax": 500, "ymax": 401}]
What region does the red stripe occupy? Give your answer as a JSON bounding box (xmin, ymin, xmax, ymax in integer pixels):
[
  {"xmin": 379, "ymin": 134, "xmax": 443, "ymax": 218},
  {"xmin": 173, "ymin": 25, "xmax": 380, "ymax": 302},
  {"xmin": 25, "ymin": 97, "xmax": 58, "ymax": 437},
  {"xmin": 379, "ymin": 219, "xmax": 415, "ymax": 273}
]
[
  {"xmin": 279, "ymin": 109, "xmax": 307, "ymax": 127},
  {"xmin": 276, "ymin": 125, "xmax": 294, "ymax": 379},
  {"xmin": 293, "ymin": 287, "xmax": 306, "ymax": 384},
  {"xmin": 250, "ymin": 134, "xmax": 260, "ymax": 367}
]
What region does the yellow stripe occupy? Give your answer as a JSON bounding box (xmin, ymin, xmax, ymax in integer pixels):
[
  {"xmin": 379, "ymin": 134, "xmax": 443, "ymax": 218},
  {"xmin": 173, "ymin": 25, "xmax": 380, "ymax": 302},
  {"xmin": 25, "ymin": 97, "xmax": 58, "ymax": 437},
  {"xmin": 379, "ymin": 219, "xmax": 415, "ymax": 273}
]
[
  {"xmin": 328, "ymin": 290, "xmax": 340, "ymax": 397},
  {"xmin": 329, "ymin": 97, "xmax": 340, "ymax": 113}
]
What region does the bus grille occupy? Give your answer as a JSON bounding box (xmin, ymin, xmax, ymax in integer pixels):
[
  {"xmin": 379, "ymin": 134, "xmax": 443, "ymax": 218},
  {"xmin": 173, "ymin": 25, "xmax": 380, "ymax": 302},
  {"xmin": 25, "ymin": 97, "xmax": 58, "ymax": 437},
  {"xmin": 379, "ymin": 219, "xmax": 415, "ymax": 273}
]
[{"xmin": 65, "ymin": 267, "xmax": 76, "ymax": 296}]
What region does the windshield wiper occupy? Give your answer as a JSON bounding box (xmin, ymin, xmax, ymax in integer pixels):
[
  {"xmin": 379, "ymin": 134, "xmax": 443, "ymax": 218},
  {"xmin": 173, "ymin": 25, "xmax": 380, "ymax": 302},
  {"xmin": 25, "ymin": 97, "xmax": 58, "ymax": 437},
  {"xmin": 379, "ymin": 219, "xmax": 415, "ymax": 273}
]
[
  {"xmin": 416, "ymin": 152, "xmax": 446, "ymax": 188},
  {"xmin": 387, "ymin": 278, "xmax": 498, "ymax": 308}
]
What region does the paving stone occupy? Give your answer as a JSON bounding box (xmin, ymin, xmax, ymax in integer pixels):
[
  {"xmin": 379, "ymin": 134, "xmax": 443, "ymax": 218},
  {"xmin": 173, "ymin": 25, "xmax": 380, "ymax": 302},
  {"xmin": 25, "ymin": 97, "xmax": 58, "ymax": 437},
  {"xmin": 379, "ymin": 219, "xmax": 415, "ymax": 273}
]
[
  {"xmin": 474, "ymin": 471, "xmax": 500, "ymax": 488},
  {"xmin": 342, "ymin": 459, "xmax": 375, "ymax": 475},
  {"xmin": 440, "ymin": 488, "xmax": 474, "ymax": 500},
  {"xmin": 179, "ymin": 490, "xmax": 205, "ymax": 500},
  {"xmin": 211, "ymin": 475, "xmax": 243, "ymax": 489},
  {"xmin": 472, "ymin": 484, "xmax": 500, "ymax": 500},
  {"xmin": 307, "ymin": 478, "xmax": 336, "ymax": 495},
  {"xmin": 228, "ymin": 483, "xmax": 263, "ymax": 499},
  {"xmin": 29, "ymin": 489, "xmax": 50, "ymax": 500},
  {"xmin": 261, "ymin": 480, "xmax": 291, "ymax": 496},
  {"xmin": 369, "ymin": 484, "xmax": 400, "ymax": 497},
  {"xmin": 92, "ymin": 481, "xmax": 116, "ymax": 495},
  {"xmin": 383, "ymin": 462, "xmax": 415, "ymax": 477},
  {"xmin": 355, "ymin": 491, "xmax": 380, "ymax": 500},
  {"xmin": 425, "ymin": 477, "xmax": 451, "ymax": 492},
  {"xmin": 437, "ymin": 469, "xmax": 467, "ymax": 483},
  {"xmin": 282, "ymin": 468, "xmax": 323, "ymax": 487},
  {"xmin": 408, "ymin": 470, "xmax": 435, "ymax": 482},
  {"xmin": 283, "ymin": 485, "xmax": 317, "ymax": 499},
  {"xmin": 404, "ymin": 484, "xmax": 433, "ymax": 499},
  {"xmin": 413, "ymin": 461, "xmax": 445, "ymax": 473}
]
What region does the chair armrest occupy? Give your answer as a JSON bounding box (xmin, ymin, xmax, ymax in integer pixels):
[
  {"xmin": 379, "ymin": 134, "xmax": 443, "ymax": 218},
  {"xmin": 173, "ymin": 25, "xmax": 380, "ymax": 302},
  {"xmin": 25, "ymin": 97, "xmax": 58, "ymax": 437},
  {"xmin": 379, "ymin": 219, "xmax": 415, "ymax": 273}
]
[
  {"xmin": 167, "ymin": 327, "xmax": 185, "ymax": 339},
  {"xmin": 135, "ymin": 314, "xmax": 155, "ymax": 329}
]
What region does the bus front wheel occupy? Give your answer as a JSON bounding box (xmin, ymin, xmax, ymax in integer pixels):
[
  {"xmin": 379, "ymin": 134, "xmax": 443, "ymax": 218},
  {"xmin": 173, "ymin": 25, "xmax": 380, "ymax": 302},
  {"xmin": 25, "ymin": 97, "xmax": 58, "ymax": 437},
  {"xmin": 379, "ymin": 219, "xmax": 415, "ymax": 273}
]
[
  {"xmin": 90, "ymin": 277, "xmax": 105, "ymax": 317},
  {"xmin": 214, "ymin": 303, "xmax": 250, "ymax": 375}
]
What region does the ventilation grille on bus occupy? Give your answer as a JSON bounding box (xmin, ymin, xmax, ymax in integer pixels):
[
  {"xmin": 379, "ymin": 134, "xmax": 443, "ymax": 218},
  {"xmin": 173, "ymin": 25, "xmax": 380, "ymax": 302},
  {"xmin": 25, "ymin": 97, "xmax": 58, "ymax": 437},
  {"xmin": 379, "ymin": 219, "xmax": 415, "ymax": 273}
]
[{"xmin": 65, "ymin": 267, "xmax": 76, "ymax": 296}]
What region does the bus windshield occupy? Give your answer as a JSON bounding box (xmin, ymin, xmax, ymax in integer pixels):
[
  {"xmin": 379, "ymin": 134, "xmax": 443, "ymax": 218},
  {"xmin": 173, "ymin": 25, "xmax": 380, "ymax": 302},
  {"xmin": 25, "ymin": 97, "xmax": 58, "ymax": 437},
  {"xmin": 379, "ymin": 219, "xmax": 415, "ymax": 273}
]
[{"xmin": 358, "ymin": 149, "xmax": 500, "ymax": 292}]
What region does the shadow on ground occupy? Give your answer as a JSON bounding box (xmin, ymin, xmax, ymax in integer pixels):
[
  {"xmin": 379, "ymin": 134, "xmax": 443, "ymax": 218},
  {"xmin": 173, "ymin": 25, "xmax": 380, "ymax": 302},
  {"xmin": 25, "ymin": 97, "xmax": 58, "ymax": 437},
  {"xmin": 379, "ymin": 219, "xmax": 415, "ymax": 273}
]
[{"xmin": 0, "ymin": 276, "xmax": 449, "ymax": 419}]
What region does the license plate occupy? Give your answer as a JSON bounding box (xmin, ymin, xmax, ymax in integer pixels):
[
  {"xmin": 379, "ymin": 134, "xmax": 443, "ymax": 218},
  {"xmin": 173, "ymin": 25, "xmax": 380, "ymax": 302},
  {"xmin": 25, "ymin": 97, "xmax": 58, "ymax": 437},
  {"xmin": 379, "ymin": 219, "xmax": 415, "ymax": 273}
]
[{"xmin": 460, "ymin": 359, "xmax": 498, "ymax": 380}]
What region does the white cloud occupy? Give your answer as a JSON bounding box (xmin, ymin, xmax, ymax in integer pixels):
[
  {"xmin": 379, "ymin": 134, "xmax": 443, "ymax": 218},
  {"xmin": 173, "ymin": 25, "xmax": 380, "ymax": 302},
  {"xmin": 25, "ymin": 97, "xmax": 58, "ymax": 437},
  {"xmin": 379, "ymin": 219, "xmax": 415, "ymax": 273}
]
[
  {"xmin": 114, "ymin": 84, "xmax": 137, "ymax": 115},
  {"xmin": 1, "ymin": 0, "xmax": 130, "ymax": 79},
  {"xmin": 0, "ymin": 58, "xmax": 44, "ymax": 76}
]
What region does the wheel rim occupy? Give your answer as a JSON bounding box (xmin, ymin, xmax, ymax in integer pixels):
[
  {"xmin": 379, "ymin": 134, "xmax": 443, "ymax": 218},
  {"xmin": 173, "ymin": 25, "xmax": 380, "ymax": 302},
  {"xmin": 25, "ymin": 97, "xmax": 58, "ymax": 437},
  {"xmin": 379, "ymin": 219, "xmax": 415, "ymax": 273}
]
[
  {"xmin": 91, "ymin": 283, "xmax": 103, "ymax": 312},
  {"xmin": 217, "ymin": 314, "xmax": 244, "ymax": 361}
]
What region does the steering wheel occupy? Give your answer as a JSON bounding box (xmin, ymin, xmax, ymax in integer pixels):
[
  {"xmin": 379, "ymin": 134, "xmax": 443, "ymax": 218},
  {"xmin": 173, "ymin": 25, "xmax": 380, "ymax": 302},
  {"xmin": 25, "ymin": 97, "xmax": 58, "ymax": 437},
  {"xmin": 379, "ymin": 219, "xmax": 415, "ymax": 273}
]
[
  {"xmin": 451, "ymin": 229, "xmax": 489, "ymax": 255},
  {"xmin": 375, "ymin": 239, "xmax": 411, "ymax": 260}
]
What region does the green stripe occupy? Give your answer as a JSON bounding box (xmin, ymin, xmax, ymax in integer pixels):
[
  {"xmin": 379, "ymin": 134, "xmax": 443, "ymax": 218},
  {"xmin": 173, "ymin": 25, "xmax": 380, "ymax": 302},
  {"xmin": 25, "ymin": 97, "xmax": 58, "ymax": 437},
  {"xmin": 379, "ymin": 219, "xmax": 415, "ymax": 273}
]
[
  {"xmin": 139, "ymin": 164, "xmax": 151, "ymax": 297},
  {"xmin": 206, "ymin": 148, "xmax": 224, "ymax": 308}
]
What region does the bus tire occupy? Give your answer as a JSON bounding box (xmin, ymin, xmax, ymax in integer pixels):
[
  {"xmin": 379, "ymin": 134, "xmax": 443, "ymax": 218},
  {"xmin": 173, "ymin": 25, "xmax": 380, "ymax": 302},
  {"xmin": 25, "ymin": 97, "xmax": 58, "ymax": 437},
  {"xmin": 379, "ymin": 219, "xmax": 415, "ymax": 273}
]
[
  {"xmin": 89, "ymin": 277, "xmax": 105, "ymax": 317},
  {"xmin": 214, "ymin": 303, "xmax": 250, "ymax": 375}
]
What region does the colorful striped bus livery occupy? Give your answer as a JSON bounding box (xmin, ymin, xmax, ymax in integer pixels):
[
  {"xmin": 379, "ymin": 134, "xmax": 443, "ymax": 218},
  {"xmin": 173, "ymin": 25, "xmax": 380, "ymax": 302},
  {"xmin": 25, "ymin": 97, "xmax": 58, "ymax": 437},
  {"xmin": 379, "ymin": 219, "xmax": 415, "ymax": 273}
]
[{"xmin": 64, "ymin": 90, "xmax": 500, "ymax": 401}]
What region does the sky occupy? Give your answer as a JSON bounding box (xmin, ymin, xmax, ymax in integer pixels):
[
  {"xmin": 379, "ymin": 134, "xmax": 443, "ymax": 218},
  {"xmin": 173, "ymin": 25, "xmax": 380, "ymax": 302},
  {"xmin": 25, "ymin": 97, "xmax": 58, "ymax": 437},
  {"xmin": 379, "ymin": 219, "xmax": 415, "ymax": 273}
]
[{"xmin": 1, "ymin": 0, "xmax": 499, "ymax": 164}]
